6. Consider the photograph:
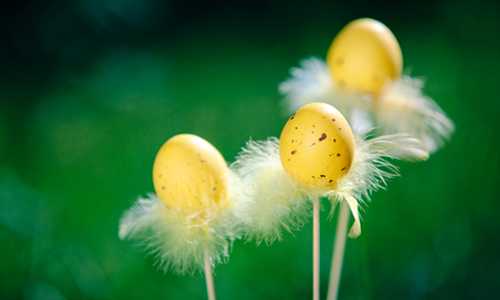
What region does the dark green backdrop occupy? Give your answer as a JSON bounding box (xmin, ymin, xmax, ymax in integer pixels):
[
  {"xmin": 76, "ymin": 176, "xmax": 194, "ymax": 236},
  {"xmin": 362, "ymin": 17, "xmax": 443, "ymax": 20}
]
[{"xmin": 1, "ymin": 0, "xmax": 499, "ymax": 299}]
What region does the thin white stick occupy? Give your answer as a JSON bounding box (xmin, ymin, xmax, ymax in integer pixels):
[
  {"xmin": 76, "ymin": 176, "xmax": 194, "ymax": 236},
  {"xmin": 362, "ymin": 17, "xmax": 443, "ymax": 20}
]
[
  {"xmin": 204, "ymin": 252, "xmax": 216, "ymax": 300},
  {"xmin": 313, "ymin": 198, "xmax": 320, "ymax": 300},
  {"xmin": 327, "ymin": 201, "xmax": 350, "ymax": 300}
]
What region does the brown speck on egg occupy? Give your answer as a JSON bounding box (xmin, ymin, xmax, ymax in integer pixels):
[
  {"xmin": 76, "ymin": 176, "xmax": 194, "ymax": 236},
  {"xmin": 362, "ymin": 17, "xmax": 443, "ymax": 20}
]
[
  {"xmin": 291, "ymin": 150, "xmax": 297, "ymax": 155},
  {"xmin": 290, "ymin": 113, "xmax": 296, "ymax": 120},
  {"xmin": 313, "ymin": 125, "xmax": 315, "ymax": 128},
  {"xmin": 162, "ymin": 186, "xmax": 165, "ymax": 190},
  {"xmin": 337, "ymin": 153, "xmax": 341, "ymax": 157},
  {"xmin": 329, "ymin": 179, "xmax": 333, "ymax": 183},
  {"xmin": 295, "ymin": 127, "xmax": 298, "ymax": 130},
  {"xmin": 312, "ymin": 176, "xmax": 316, "ymax": 178},
  {"xmin": 333, "ymin": 139, "xmax": 336, "ymax": 142},
  {"xmin": 338, "ymin": 128, "xmax": 342, "ymax": 131},
  {"xmin": 319, "ymin": 133, "xmax": 327, "ymax": 141},
  {"xmin": 311, "ymin": 143, "xmax": 316, "ymax": 146},
  {"xmin": 311, "ymin": 131, "xmax": 315, "ymax": 134},
  {"xmin": 320, "ymin": 175, "xmax": 326, "ymax": 178},
  {"xmin": 332, "ymin": 118, "xmax": 336, "ymax": 122},
  {"xmin": 341, "ymin": 167, "xmax": 346, "ymax": 171},
  {"xmin": 291, "ymin": 139, "xmax": 294, "ymax": 143}
]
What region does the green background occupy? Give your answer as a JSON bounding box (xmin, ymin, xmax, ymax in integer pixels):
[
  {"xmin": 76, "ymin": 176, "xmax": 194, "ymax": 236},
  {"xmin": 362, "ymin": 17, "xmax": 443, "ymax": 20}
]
[{"xmin": 1, "ymin": 0, "xmax": 499, "ymax": 299}]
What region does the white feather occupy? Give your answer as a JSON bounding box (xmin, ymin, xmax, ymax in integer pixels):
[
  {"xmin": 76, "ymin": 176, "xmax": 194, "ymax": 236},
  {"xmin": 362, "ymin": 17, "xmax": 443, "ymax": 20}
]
[
  {"xmin": 324, "ymin": 132, "xmax": 429, "ymax": 238},
  {"xmin": 230, "ymin": 138, "xmax": 310, "ymax": 245},
  {"xmin": 279, "ymin": 58, "xmax": 454, "ymax": 154},
  {"xmin": 279, "ymin": 57, "xmax": 373, "ymax": 132},
  {"xmin": 376, "ymin": 75, "xmax": 455, "ymax": 153},
  {"xmin": 118, "ymin": 190, "xmax": 240, "ymax": 274}
]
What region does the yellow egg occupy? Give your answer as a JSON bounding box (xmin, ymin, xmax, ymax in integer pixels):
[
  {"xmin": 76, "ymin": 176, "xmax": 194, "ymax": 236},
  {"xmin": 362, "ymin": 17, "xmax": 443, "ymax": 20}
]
[
  {"xmin": 152, "ymin": 134, "xmax": 229, "ymax": 213},
  {"xmin": 326, "ymin": 18, "xmax": 403, "ymax": 95},
  {"xmin": 279, "ymin": 103, "xmax": 355, "ymax": 189}
]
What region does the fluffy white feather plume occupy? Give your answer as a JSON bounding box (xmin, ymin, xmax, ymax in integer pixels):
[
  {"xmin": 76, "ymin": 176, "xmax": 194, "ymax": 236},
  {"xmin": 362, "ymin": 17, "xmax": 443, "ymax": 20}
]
[
  {"xmin": 280, "ymin": 57, "xmax": 454, "ymax": 153},
  {"xmin": 119, "ymin": 181, "xmax": 240, "ymax": 274},
  {"xmin": 279, "ymin": 57, "xmax": 373, "ymax": 131},
  {"xmin": 231, "ymin": 138, "xmax": 309, "ymax": 245},
  {"xmin": 376, "ymin": 76, "xmax": 455, "ymax": 153},
  {"xmin": 327, "ymin": 132, "xmax": 428, "ymax": 237}
]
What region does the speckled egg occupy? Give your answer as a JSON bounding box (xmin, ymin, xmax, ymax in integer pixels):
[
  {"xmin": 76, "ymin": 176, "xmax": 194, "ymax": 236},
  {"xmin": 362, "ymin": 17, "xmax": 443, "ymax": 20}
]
[
  {"xmin": 279, "ymin": 103, "xmax": 355, "ymax": 189},
  {"xmin": 326, "ymin": 18, "xmax": 403, "ymax": 95},
  {"xmin": 152, "ymin": 134, "xmax": 229, "ymax": 213}
]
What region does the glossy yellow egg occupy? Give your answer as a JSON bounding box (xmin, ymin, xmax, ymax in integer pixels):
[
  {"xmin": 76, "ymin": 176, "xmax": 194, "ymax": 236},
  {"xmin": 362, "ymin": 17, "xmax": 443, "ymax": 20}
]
[
  {"xmin": 279, "ymin": 103, "xmax": 355, "ymax": 188},
  {"xmin": 326, "ymin": 18, "xmax": 403, "ymax": 95},
  {"xmin": 152, "ymin": 134, "xmax": 229, "ymax": 213}
]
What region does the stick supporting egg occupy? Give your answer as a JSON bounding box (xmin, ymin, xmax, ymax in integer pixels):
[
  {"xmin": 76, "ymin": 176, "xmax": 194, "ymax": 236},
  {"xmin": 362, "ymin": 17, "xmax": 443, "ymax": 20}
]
[{"xmin": 279, "ymin": 103, "xmax": 355, "ymax": 300}]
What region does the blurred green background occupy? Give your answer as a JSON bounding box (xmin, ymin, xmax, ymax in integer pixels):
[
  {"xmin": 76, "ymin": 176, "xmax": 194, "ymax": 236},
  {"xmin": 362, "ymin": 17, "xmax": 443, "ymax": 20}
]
[{"xmin": 1, "ymin": 0, "xmax": 499, "ymax": 299}]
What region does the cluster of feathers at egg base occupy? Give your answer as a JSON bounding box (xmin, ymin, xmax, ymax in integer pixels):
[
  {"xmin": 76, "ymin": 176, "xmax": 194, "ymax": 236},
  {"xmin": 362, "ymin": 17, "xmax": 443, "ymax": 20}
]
[
  {"xmin": 231, "ymin": 132, "xmax": 428, "ymax": 245},
  {"xmin": 118, "ymin": 179, "xmax": 241, "ymax": 275},
  {"xmin": 279, "ymin": 57, "xmax": 455, "ymax": 153}
]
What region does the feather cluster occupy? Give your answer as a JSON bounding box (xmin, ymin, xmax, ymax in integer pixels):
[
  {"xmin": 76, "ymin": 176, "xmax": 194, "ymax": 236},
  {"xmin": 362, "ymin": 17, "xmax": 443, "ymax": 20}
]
[
  {"xmin": 376, "ymin": 75, "xmax": 455, "ymax": 152},
  {"xmin": 280, "ymin": 57, "xmax": 454, "ymax": 152},
  {"xmin": 230, "ymin": 138, "xmax": 310, "ymax": 245},
  {"xmin": 279, "ymin": 57, "xmax": 372, "ymax": 131},
  {"xmin": 118, "ymin": 174, "xmax": 241, "ymax": 274}
]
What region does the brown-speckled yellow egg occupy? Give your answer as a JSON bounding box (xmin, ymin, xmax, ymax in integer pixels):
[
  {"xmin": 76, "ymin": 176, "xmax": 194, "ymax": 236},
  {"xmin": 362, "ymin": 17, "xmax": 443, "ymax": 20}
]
[
  {"xmin": 326, "ymin": 18, "xmax": 403, "ymax": 95},
  {"xmin": 152, "ymin": 134, "xmax": 229, "ymax": 213},
  {"xmin": 279, "ymin": 103, "xmax": 355, "ymax": 189}
]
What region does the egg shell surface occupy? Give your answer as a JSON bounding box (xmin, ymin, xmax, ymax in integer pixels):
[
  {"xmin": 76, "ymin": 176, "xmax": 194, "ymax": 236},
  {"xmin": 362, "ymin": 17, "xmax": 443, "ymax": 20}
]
[
  {"xmin": 279, "ymin": 103, "xmax": 355, "ymax": 189},
  {"xmin": 326, "ymin": 18, "xmax": 403, "ymax": 95},
  {"xmin": 152, "ymin": 134, "xmax": 229, "ymax": 213}
]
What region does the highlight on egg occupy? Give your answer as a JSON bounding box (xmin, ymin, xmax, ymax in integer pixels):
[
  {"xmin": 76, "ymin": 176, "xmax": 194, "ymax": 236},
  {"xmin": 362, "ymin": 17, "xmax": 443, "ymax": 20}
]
[
  {"xmin": 279, "ymin": 102, "xmax": 355, "ymax": 188},
  {"xmin": 326, "ymin": 18, "xmax": 403, "ymax": 95},
  {"xmin": 153, "ymin": 134, "xmax": 230, "ymax": 214}
]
